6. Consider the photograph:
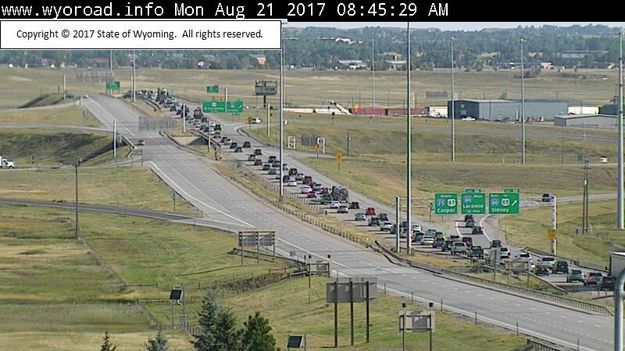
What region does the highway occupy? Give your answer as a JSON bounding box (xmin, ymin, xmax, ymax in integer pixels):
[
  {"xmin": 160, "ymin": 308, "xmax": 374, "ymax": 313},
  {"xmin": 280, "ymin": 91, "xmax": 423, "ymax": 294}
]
[{"xmin": 84, "ymin": 94, "xmax": 615, "ymax": 351}]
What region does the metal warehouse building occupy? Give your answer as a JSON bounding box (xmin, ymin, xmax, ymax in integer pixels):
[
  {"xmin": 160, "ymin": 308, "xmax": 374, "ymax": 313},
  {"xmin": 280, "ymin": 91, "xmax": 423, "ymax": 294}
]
[
  {"xmin": 448, "ymin": 99, "xmax": 568, "ymax": 121},
  {"xmin": 553, "ymin": 114, "xmax": 617, "ymax": 129}
]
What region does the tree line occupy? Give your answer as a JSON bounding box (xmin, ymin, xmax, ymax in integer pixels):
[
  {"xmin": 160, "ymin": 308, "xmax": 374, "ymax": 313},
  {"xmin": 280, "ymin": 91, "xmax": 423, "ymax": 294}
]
[{"xmin": 0, "ymin": 24, "xmax": 621, "ymax": 70}]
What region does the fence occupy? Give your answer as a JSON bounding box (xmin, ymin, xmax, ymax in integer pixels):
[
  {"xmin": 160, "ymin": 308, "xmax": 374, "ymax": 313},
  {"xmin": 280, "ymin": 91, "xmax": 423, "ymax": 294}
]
[{"xmin": 526, "ymin": 337, "xmax": 577, "ymax": 351}]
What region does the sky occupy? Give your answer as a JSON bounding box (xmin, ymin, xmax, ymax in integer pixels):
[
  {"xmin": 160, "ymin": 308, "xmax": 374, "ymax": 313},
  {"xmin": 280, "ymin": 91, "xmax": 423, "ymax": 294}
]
[{"xmin": 286, "ymin": 22, "xmax": 625, "ymax": 31}]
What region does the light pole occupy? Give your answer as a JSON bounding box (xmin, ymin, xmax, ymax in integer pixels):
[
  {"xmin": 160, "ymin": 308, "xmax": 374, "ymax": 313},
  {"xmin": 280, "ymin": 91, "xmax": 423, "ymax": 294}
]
[
  {"xmin": 618, "ymin": 29, "xmax": 624, "ymax": 230},
  {"xmin": 74, "ymin": 158, "xmax": 79, "ymax": 239},
  {"xmin": 132, "ymin": 49, "xmax": 137, "ymax": 102},
  {"xmin": 406, "ymin": 22, "xmax": 413, "ymax": 254},
  {"xmin": 372, "ymin": 39, "xmax": 376, "ymax": 108},
  {"xmin": 279, "ymin": 21, "xmax": 285, "ymax": 201},
  {"xmin": 520, "ymin": 38, "xmax": 526, "ymax": 164},
  {"xmin": 451, "ymin": 37, "xmax": 456, "ymax": 162}
]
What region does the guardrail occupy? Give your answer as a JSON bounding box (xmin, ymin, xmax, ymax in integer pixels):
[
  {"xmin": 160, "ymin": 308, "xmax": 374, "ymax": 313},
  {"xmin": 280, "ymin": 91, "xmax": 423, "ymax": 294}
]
[
  {"xmin": 523, "ymin": 247, "xmax": 607, "ymax": 273},
  {"xmin": 374, "ymin": 241, "xmax": 612, "ymax": 316},
  {"xmin": 526, "ymin": 337, "xmax": 576, "ymax": 351},
  {"xmin": 140, "ymin": 96, "xmax": 161, "ymax": 111},
  {"xmin": 440, "ymin": 268, "xmax": 612, "ymax": 316}
]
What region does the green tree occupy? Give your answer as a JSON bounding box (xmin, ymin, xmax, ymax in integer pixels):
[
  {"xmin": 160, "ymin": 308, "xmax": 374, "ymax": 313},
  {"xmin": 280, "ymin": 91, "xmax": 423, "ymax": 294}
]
[
  {"xmin": 100, "ymin": 331, "xmax": 117, "ymax": 351},
  {"xmin": 214, "ymin": 309, "xmax": 242, "ymax": 351},
  {"xmin": 193, "ymin": 290, "xmax": 220, "ymax": 351},
  {"xmin": 145, "ymin": 330, "xmax": 169, "ymax": 351},
  {"xmin": 241, "ymin": 312, "xmax": 277, "ymax": 351}
]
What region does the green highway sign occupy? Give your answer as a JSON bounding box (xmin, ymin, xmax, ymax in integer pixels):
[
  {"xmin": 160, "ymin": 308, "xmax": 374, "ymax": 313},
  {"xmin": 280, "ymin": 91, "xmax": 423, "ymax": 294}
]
[
  {"xmin": 202, "ymin": 99, "xmax": 244, "ymax": 113},
  {"xmin": 207, "ymin": 85, "xmax": 219, "ymax": 93},
  {"xmin": 461, "ymin": 191, "xmax": 486, "ymax": 214},
  {"xmin": 488, "ymin": 192, "xmax": 520, "ymax": 214},
  {"xmin": 106, "ymin": 81, "xmax": 120, "ymax": 90},
  {"xmin": 504, "ymin": 188, "xmax": 520, "ymax": 193},
  {"xmin": 434, "ymin": 193, "xmax": 458, "ymax": 215}
]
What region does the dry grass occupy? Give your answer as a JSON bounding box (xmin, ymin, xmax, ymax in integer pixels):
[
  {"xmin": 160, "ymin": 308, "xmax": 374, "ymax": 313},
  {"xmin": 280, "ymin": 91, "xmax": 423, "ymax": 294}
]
[{"xmin": 0, "ymin": 106, "xmax": 101, "ymax": 127}]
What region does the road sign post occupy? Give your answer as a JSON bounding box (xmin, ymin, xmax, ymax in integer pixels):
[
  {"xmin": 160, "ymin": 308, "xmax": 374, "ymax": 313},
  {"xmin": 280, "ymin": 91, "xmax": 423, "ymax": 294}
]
[
  {"xmin": 461, "ymin": 189, "xmax": 485, "ymax": 215},
  {"xmin": 336, "ymin": 151, "xmax": 344, "ymax": 173},
  {"xmin": 206, "ymin": 85, "xmax": 219, "ymax": 93},
  {"xmin": 488, "ymin": 190, "xmax": 520, "ymax": 214},
  {"xmin": 433, "ymin": 193, "xmax": 458, "ymax": 215}
]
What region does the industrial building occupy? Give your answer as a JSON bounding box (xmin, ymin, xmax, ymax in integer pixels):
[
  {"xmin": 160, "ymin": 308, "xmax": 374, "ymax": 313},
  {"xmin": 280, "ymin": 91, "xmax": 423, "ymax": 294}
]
[
  {"xmin": 553, "ymin": 114, "xmax": 618, "ymax": 129},
  {"xmin": 448, "ymin": 99, "xmax": 568, "ymax": 121}
]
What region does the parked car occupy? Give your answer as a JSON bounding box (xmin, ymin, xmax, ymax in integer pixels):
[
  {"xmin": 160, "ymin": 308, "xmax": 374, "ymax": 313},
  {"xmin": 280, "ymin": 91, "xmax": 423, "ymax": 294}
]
[
  {"xmin": 542, "ymin": 193, "xmax": 555, "ymax": 203},
  {"xmin": 366, "ymin": 207, "xmax": 376, "ymax": 216},
  {"xmin": 567, "ymin": 269, "xmax": 585, "ymax": 283},
  {"xmin": 451, "ymin": 242, "xmax": 468, "ymax": 255},
  {"xmin": 338, "ymin": 205, "xmax": 349, "ymax": 214},
  {"xmin": 380, "ymin": 221, "xmax": 393, "ymax": 231},
  {"xmin": 471, "ymin": 226, "xmax": 484, "ymax": 235},
  {"xmin": 420, "ymin": 236, "xmax": 435, "ymax": 246},
  {"xmin": 432, "ymin": 237, "xmax": 446, "ymax": 249},
  {"xmin": 554, "ymin": 260, "xmax": 569, "ymax": 274},
  {"xmin": 585, "ymin": 272, "xmax": 604, "ymax": 286},
  {"xmin": 242, "ymin": 141, "xmax": 251, "ymax": 148},
  {"xmin": 539, "ymin": 256, "xmax": 557, "ymax": 271},
  {"xmin": 534, "ymin": 266, "xmax": 550, "ymax": 276},
  {"xmin": 500, "ymin": 247, "xmax": 510, "ymax": 259},
  {"xmin": 349, "ymin": 201, "xmax": 360, "ymax": 209},
  {"xmin": 600, "ymin": 276, "xmax": 616, "ymax": 291},
  {"xmin": 368, "ymin": 217, "xmax": 381, "ymax": 227},
  {"xmin": 254, "ymin": 149, "xmax": 262, "ymax": 156},
  {"xmin": 465, "ymin": 218, "xmax": 475, "ymax": 228},
  {"xmin": 354, "ymin": 213, "xmax": 366, "ymax": 221},
  {"xmin": 461, "ymin": 237, "xmax": 473, "ymax": 248}
]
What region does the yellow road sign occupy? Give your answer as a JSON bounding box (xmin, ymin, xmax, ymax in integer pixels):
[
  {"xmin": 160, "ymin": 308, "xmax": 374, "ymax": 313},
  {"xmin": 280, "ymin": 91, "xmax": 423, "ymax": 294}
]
[
  {"xmin": 546, "ymin": 229, "xmax": 557, "ymax": 241},
  {"xmin": 315, "ymin": 143, "xmax": 320, "ymax": 150},
  {"xmin": 336, "ymin": 151, "xmax": 344, "ymax": 161}
]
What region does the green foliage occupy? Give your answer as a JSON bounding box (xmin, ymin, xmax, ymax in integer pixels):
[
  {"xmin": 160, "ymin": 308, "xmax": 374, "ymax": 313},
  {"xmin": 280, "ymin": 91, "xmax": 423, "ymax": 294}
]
[
  {"xmin": 241, "ymin": 312, "xmax": 277, "ymax": 351},
  {"xmin": 145, "ymin": 330, "xmax": 169, "ymax": 351},
  {"xmin": 100, "ymin": 331, "xmax": 117, "ymax": 351},
  {"xmin": 193, "ymin": 291, "xmax": 220, "ymax": 351},
  {"xmin": 214, "ymin": 309, "xmax": 243, "ymax": 351}
]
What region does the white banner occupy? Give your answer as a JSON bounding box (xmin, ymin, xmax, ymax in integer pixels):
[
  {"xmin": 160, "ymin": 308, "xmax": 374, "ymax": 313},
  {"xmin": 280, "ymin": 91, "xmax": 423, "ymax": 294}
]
[{"xmin": 0, "ymin": 20, "xmax": 281, "ymax": 49}]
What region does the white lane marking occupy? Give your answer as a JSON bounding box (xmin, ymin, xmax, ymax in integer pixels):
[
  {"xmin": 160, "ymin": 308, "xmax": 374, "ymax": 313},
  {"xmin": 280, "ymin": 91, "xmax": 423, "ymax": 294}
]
[
  {"xmin": 86, "ymin": 97, "xmax": 137, "ymax": 137},
  {"xmin": 146, "ymin": 161, "xmax": 254, "ymax": 228},
  {"xmin": 479, "ymin": 215, "xmax": 493, "ymax": 242}
]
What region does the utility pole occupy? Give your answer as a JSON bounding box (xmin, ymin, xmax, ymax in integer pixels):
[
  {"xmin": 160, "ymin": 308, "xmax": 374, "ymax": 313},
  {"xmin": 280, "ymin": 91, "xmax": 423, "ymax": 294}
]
[
  {"xmin": 132, "ymin": 49, "xmax": 136, "ymax": 102},
  {"xmin": 451, "ymin": 36, "xmax": 456, "ymax": 162},
  {"xmin": 113, "ymin": 120, "xmax": 117, "ymax": 159},
  {"xmin": 74, "ymin": 159, "xmax": 79, "ymax": 239},
  {"xmin": 267, "ymin": 102, "xmax": 271, "ymax": 137},
  {"xmin": 372, "ymin": 39, "xmax": 376, "ymax": 108},
  {"xmin": 618, "ymin": 29, "xmax": 624, "ymax": 230},
  {"xmin": 182, "ymin": 104, "xmax": 186, "ymax": 133},
  {"xmin": 521, "ymin": 38, "xmax": 526, "ymax": 164},
  {"xmin": 582, "ymin": 160, "xmax": 590, "ymax": 234},
  {"xmin": 395, "ymin": 196, "xmax": 401, "ymax": 253},
  {"xmin": 63, "ymin": 74, "xmax": 66, "ymax": 100},
  {"xmin": 406, "ymin": 22, "xmax": 413, "ymax": 254},
  {"xmin": 551, "ymin": 196, "xmax": 557, "ymax": 255}
]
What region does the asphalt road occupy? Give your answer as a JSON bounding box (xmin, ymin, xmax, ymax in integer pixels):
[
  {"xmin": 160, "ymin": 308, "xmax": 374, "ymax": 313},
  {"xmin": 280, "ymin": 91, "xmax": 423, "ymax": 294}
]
[{"xmin": 84, "ymin": 94, "xmax": 615, "ymax": 351}]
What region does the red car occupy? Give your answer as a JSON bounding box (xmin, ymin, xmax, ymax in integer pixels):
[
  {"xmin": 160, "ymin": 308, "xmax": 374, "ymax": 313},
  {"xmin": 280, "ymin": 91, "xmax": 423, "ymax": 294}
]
[
  {"xmin": 366, "ymin": 207, "xmax": 376, "ymax": 216},
  {"xmin": 306, "ymin": 192, "xmax": 317, "ymax": 198}
]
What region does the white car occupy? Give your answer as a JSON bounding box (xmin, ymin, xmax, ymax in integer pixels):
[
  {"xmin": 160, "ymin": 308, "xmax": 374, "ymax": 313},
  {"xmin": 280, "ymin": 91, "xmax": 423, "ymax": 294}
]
[
  {"xmin": 251, "ymin": 117, "xmax": 262, "ymax": 124},
  {"xmin": 380, "ymin": 221, "xmax": 393, "ymax": 231},
  {"xmin": 539, "ymin": 256, "xmax": 557, "ymax": 270},
  {"xmin": 420, "ymin": 236, "xmax": 435, "ymax": 245},
  {"xmin": 500, "ymin": 247, "xmax": 510, "ymax": 259},
  {"xmin": 329, "ymin": 201, "xmax": 341, "ymax": 209},
  {"xmin": 300, "ymin": 185, "xmax": 312, "ymax": 194}
]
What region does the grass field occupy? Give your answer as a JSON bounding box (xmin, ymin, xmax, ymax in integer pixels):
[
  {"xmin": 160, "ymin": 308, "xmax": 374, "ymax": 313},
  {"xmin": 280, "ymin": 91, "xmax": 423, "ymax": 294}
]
[
  {"xmin": 0, "ymin": 106, "xmax": 101, "ymax": 127},
  {"xmin": 501, "ymin": 200, "xmax": 623, "ymax": 266},
  {"xmin": 0, "ymin": 166, "xmax": 198, "ymax": 215},
  {"xmin": 0, "ymin": 129, "xmax": 111, "ymax": 165},
  {"xmin": 0, "ymin": 67, "xmax": 617, "ymax": 110}
]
